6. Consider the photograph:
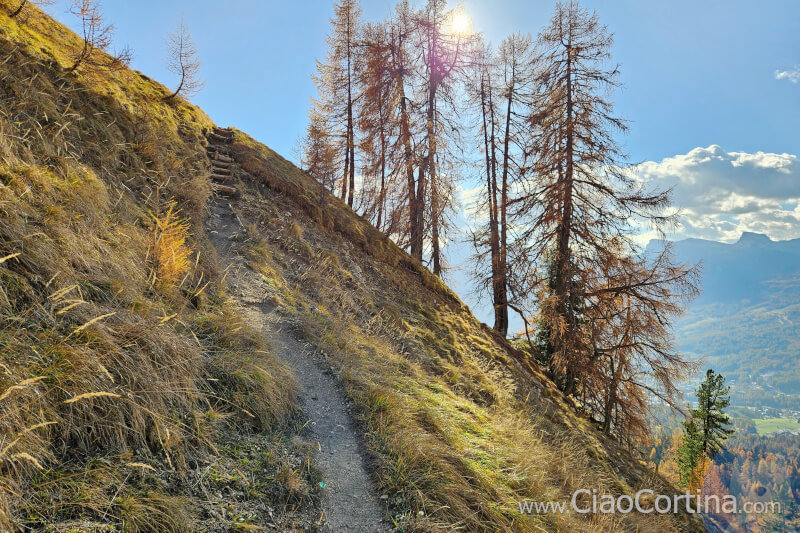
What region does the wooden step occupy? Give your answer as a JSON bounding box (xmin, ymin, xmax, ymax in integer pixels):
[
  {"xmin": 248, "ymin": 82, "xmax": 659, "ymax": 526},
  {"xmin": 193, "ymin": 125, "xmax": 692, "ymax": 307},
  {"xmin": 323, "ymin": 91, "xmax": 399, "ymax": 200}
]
[
  {"xmin": 206, "ymin": 147, "xmax": 231, "ymax": 157},
  {"xmin": 212, "ymin": 160, "xmax": 232, "ymax": 169},
  {"xmin": 207, "ymin": 132, "xmax": 232, "ymax": 144},
  {"xmin": 212, "ymin": 127, "xmax": 233, "ymax": 136},
  {"xmin": 211, "ymin": 153, "xmax": 233, "ymax": 163},
  {"xmin": 211, "ymin": 183, "xmax": 238, "ymax": 196},
  {"xmin": 210, "ymin": 172, "xmax": 234, "ymax": 182}
]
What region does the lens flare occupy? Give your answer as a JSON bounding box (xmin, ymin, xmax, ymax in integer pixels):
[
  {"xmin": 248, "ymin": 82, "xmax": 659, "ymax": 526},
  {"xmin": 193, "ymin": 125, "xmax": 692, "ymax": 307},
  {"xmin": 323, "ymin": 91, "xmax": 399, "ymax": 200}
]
[{"xmin": 449, "ymin": 8, "xmax": 473, "ymax": 35}]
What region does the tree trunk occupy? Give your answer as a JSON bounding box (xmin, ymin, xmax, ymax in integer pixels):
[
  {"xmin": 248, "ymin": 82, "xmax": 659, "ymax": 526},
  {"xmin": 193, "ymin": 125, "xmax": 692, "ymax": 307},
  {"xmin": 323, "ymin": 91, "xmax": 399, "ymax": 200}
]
[
  {"xmin": 427, "ymin": 91, "xmax": 439, "ymax": 274},
  {"xmin": 556, "ymin": 42, "xmax": 576, "ymax": 396},
  {"xmin": 168, "ymin": 51, "xmax": 186, "ymax": 100},
  {"xmin": 377, "ymin": 125, "xmax": 386, "ymax": 231},
  {"xmin": 412, "ymin": 158, "xmax": 426, "ymax": 262},
  {"xmin": 70, "ymin": 39, "xmax": 91, "ymax": 73},
  {"xmin": 345, "ymin": 16, "xmax": 355, "ymax": 208},
  {"xmin": 602, "ymin": 358, "xmax": 618, "ymax": 434},
  {"xmin": 431, "ymin": 158, "xmax": 441, "ymax": 275},
  {"xmin": 347, "ymin": 119, "xmax": 355, "ymax": 208},
  {"xmin": 398, "ymin": 89, "xmax": 416, "ymax": 250},
  {"xmin": 481, "ymin": 75, "xmax": 505, "ymax": 336},
  {"xmin": 412, "ymin": 75, "xmax": 436, "ymax": 264},
  {"xmin": 341, "ymin": 132, "xmax": 350, "ymax": 201},
  {"xmin": 10, "ymin": 0, "xmax": 28, "ymax": 18},
  {"xmin": 497, "ymin": 74, "xmax": 515, "ymax": 337}
]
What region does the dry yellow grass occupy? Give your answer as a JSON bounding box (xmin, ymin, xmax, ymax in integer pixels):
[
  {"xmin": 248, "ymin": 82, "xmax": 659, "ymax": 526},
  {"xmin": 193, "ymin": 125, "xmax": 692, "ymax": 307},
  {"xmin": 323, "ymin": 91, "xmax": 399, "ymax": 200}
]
[
  {"xmin": 63, "ymin": 391, "xmax": 121, "ymax": 404},
  {"xmin": 233, "ymin": 135, "xmax": 703, "ymax": 532},
  {"xmin": 0, "ymin": 2, "xmax": 297, "ymax": 529},
  {"xmin": 0, "ymin": 2, "xmax": 701, "ymax": 531},
  {"xmin": 125, "ymin": 462, "xmax": 157, "ymax": 471}
]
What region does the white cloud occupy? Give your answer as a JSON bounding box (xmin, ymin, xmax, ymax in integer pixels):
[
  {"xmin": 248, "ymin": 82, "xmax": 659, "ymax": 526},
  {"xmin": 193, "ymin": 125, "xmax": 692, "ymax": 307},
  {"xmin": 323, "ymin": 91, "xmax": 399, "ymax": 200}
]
[
  {"xmin": 636, "ymin": 146, "xmax": 800, "ymax": 242},
  {"xmin": 459, "ymin": 183, "xmax": 484, "ymax": 218},
  {"xmin": 775, "ymin": 66, "xmax": 800, "ymax": 83}
]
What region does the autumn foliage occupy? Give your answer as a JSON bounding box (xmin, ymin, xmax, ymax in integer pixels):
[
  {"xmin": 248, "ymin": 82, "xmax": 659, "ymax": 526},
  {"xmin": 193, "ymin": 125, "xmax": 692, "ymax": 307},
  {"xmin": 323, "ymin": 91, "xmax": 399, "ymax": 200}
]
[{"xmin": 151, "ymin": 202, "xmax": 192, "ymax": 286}]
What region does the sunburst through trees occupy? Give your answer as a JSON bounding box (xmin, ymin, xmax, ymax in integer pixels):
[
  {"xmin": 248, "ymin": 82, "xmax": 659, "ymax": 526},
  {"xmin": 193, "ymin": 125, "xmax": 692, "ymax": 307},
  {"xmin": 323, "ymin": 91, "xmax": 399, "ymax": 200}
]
[{"xmin": 303, "ymin": 0, "xmax": 701, "ymax": 442}]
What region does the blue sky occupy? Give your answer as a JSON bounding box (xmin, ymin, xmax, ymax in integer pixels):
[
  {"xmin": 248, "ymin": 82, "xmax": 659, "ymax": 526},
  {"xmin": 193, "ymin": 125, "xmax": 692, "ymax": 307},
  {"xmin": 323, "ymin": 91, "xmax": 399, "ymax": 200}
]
[
  {"xmin": 43, "ymin": 0, "xmax": 800, "ymax": 321},
  {"xmin": 44, "ymin": 1, "xmax": 799, "ymax": 165}
]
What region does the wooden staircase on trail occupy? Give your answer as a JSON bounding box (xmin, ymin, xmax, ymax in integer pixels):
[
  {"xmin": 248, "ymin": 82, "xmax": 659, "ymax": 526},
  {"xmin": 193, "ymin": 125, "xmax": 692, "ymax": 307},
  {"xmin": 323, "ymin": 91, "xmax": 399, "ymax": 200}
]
[{"xmin": 206, "ymin": 127, "xmax": 238, "ymax": 197}]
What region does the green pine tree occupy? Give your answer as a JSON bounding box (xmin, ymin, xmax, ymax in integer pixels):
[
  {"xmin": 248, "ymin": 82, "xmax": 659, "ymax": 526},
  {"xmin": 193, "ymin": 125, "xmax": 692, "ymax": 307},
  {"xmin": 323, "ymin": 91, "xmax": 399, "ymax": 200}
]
[
  {"xmin": 677, "ymin": 416, "xmax": 703, "ymax": 487},
  {"xmin": 694, "ymin": 369, "xmax": 735, "ymax": 458},
  {"xmin": 676, "ymin": 369, "xmax": 735, "ymax": 488}
]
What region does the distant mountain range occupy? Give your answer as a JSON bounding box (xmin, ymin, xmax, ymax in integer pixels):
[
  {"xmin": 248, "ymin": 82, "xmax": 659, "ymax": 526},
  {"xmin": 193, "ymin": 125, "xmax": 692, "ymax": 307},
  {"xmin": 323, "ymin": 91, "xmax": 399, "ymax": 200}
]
[
  {"xmin": 649, "ymin": 232, "xmax": 800, "ymax": 306},
  {"xmin": 648, "ymin": 233, "xmax": 800, "ymax": 406}
]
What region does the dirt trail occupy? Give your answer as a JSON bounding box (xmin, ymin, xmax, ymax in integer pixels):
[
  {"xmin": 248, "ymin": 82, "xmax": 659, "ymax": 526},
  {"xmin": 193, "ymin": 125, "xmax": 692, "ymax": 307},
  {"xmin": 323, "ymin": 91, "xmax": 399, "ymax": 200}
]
[{"xmin": 206, "ymin": 198, "xmax": 387, "ymax": 532}]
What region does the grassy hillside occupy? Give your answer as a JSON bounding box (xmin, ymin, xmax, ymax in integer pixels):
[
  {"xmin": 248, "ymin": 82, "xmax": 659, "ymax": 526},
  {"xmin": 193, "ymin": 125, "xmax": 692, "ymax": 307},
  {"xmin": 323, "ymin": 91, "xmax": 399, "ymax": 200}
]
[
  {"xmin": 0, "ymin": 4, "xmax": 306, "ymax": 530},
  {"xmin": 223, "ymin": 132, "xmax": 703, "ymax": 533},
  {"xmin": 0, "ymin": 3, "xmax": 701, "ymax": 532}
]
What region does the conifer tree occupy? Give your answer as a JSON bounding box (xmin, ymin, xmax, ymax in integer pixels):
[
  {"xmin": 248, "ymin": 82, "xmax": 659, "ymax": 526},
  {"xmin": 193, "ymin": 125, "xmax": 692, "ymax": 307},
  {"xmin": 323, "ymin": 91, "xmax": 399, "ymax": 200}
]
[
  {"xmin": 358, "ymin": 21, "xmax": 407, "ymax": 233},
  {"xmin": 677, "ymin": 417, "xmax": 703, "ymax": 488},
  {"xmin": 8, "ymin": 0, "xmax": 55, "ymax": 19},
  {"xmin": 492, "ymin": 34, "xmax": 534, "ymax": 335},
  {"xmin": 694, "ymin": 369, "xmax": 734, "ymax": 457},
  {"xmin": 469, "ymin": 34, "xmax": 534, "ymax": 336},
  {"xmin": 68, "ymin": 0, "xmax": 131, "ymax": 73},
  {"xmin": 521, "ymin": 2, "xmax": 699, "ymax": 415},
  {"xmin": 166, "ymin": 20, "xmax": 203, "ymax": 100},
  {"xmin": 390, "ymin": 2, "xmax": 422, "ymax": 248},
  {"xmin": 312, "ymin": 0, "xmax": 362, "ymax": 208},
  {"xmin": 412, "ymin": 1, "xmax": 478, "ymax": 274},
  {"xmin": 526, "ymin": 0, "xmax": 630, "ymax": 395},
  {"xmin": 677, "ymin": 369, "xmax": 734, "ymax": 488},
  {"xmin": 302, "ymin": 110, "xmax": 338, "ymax": 192},
  {"xmin": 469, "ymin": 44, "xmax": 503, "ymax": 332}
]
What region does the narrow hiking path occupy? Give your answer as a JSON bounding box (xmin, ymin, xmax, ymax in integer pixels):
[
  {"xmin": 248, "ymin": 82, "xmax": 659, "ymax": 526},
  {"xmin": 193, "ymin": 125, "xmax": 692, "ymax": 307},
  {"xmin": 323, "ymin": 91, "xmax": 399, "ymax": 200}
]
[{"xmin": 204, "ymin": 130, "xmax": 387, "ymax": 532}]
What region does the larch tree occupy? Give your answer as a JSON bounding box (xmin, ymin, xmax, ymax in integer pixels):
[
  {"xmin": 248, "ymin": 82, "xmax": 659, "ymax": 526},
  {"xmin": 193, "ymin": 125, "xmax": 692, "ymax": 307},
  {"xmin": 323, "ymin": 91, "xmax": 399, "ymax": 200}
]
[
  {"xmin": 413, "ymin": 1, "xmax": 478, "ymax": 274},
  {"xmin": 469, "ymin": 44, "xmax": 503, "ymax": 333},
  {"xmin": 302, "ymin": 109, "xmax": 339, "ymax": 192},
  {"xmin": 312, "ymin": 0, "xmax": 362, "ymax": 208},
  {"xmin": 166, "ymin": 20, "xmax": 204, "ymax": 100},
  {"xmin": 8, "ymin": 0, "xmax": 55, "ymax": 19},
  {"xmin": 522, "ymin": 1, "xmax": 699, "ymax": 424},
  {"xmin": 388, "ymin": 1, "xmax": 422, "ymax": 249},
  {"xmin": 68, "ymin": 0, "xmax": 131, "ymax": 73},
  {"xmin": 469, "ymin": 34, "xmax": 535, "ymax": 336},
  {"xmin": 357, "ymin": 21, "xmax": 403, "ymax": 233},
  {"xmin": 586, "ymin": 248, "xmax": 699, "ymax": 439},
  {"xmin": 493, "ymin": 34, "xmax": 535, "ymax": 335}
]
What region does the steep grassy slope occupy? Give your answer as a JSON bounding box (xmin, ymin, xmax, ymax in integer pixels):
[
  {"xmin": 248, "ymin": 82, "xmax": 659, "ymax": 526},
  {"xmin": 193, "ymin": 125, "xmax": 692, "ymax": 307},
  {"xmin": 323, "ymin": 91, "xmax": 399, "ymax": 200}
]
[
  {"xmin": 220, "ymin": 133, "xmax": 704, "ymax": 532},
  {"xmin": 0, "ymin": 4, "xmax": 702, "ymax": 532},
  {"xmin": 0, "ymin": 4, "xmax": 309, "ymax": 531}
]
